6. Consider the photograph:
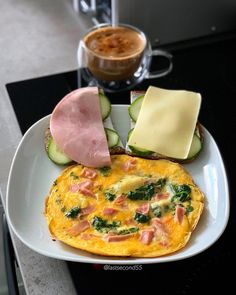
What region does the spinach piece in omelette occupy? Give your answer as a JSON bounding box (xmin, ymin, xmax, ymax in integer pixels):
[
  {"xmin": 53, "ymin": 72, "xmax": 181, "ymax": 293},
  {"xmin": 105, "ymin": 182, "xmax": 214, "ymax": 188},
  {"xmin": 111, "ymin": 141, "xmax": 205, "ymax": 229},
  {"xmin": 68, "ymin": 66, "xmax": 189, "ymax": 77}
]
[
  {"xmin": 128, "ymin": 183, "xmax": 155, "ymax": 200},
  {"xmin": 151, "ymin": 203, "xmax": 176, "ymax": 218},
  {"xmin": 65, "ymin": 207, "xmax": 81, "ymax": 218},
  {"xmin": 55, "ymin": 195, "xmax": 61, "ymax": 204},
  {"xmin": 186, "ymin": 204, "xmax": 194, "ymax": 214},
  {"xmin": 105, "ymin": 192, "xmax": 116, "ymax": 201},
  {"xmin": 152, "ymin": 204, "xmax": 162, "ymax": 218},
  {"xmin": 127, "ymin": 178, "xmax": 166, "ymax": 201},
  {"xmin": 117, "ymin": 227, "xmax": 139, "ymax": 235},
  {"xmin": 92, "ymin": 216, "xmax": 120, "ymax": 233},
  {"xmin": 98, "ymin": 166, "xmax": 111, "ymax": 176},
  {"xmin": 70, "ymin": 172, "xmax": 79, "ymax": 179},
  {"xmin": 155, "ymin": 178, "xmax": 167, "ymax": 189},
  {"xmin": 134, "ymin": 212, "xmax": 150, "ymax": 224},
  {"xmin": 171, "ymin": 184, "xmax": 191, "ymax": 202}
]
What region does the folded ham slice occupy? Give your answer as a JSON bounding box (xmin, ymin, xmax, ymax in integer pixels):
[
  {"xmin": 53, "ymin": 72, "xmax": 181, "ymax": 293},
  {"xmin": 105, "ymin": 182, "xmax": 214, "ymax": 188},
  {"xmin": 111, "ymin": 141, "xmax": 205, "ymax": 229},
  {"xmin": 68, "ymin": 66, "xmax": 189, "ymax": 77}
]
[{"xmin": 50, "ymin": 87, "xmax": 111, "ymax": 167}]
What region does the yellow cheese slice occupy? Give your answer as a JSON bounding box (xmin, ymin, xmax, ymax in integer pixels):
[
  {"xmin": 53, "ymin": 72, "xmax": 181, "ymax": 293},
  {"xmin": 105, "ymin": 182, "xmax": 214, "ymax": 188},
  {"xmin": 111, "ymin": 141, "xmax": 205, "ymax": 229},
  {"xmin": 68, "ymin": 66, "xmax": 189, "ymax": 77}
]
[{"xmin": 128, "ymin": 86, "xmax": 201, "ymax": 159}]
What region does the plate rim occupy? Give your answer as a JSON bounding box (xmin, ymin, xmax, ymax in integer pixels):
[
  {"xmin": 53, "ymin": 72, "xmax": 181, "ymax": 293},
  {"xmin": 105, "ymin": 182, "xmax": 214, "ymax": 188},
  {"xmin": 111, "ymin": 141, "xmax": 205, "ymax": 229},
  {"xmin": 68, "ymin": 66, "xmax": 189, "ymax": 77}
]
[{"xmin": 6, "ymin": 106, "xmax": 230, "ymax": 264}]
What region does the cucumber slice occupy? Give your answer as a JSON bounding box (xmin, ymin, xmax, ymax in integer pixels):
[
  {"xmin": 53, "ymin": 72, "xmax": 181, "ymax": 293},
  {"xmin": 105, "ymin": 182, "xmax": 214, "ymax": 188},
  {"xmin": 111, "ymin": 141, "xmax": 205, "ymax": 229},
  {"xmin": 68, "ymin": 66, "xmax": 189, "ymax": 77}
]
[
  {"xmin": 47, "ymin": 137, "xmax": 72, "ymax": 165},
  {"xmin": 99, "ymin": 93, "xmax": 111, "ymax": 120},
  {"xmin": 187, "ymin": 134, "xmax": 202, "ymax": 160},
  {"xmin": 129, "ymin": 146, "xmax": 154, "ymax": 157},
  {"xmin": 105, "ymin": 128, "xmax": 120, "ymax": 148},
  {"xmin": 127, "ymin": 129, "xmax": 153, "ymax": 156},
  {"xmin": 128, "ymin": 95, "xmax": 144, "ymax": 122}
]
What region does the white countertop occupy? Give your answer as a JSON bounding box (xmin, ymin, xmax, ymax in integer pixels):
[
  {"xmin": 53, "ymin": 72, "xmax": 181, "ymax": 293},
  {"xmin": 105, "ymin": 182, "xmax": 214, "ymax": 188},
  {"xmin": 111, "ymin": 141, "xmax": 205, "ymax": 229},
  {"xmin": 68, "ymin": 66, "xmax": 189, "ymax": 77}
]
[{"xmin": 0, "ymin": 0, "xmax": 92, "ymax": 293}]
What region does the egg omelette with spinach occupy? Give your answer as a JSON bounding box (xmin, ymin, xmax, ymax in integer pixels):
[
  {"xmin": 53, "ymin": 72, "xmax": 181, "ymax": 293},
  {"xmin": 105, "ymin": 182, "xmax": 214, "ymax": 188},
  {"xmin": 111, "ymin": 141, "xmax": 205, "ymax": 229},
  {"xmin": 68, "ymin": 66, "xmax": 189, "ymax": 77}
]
[{"xmin": 45, "ymin": 155, "xmax": 204, "ymax": 257}]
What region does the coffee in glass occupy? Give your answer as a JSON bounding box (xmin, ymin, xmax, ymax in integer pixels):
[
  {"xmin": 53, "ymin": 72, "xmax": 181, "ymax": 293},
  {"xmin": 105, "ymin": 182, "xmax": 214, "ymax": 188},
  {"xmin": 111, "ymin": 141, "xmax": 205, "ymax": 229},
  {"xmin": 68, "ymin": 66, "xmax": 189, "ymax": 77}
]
[
  {"xmin": 83, "ymin": 25, "xmax": 146, "ymax": 81},
  {"xmin": 78, "ymin": 24, "xmax": 172, "ymax": 92}
]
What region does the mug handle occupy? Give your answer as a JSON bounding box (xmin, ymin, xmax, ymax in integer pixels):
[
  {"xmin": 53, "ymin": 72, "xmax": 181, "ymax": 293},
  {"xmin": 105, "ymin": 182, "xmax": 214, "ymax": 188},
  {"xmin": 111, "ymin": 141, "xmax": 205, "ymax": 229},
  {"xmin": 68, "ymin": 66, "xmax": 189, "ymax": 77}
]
[{"xmin": 145, "ymin": 49, "xmax": 173, "ymax": 79}]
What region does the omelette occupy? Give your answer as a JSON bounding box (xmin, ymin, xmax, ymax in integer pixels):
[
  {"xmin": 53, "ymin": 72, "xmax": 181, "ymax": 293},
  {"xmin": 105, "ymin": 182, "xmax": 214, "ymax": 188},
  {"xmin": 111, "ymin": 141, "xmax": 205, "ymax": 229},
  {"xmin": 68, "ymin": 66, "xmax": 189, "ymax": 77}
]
[{"xmin": 45, "ymin": 155, "xmax": 204, "ymax": 257}]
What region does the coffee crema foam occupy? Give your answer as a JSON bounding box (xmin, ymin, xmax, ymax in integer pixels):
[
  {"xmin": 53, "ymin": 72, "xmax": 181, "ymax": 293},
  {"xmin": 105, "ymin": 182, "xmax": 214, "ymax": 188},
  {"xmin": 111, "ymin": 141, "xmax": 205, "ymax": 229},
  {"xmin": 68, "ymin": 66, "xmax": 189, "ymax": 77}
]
[{"xmin": 84, "ymin": 26, "xmax": 146, "ymax": 59}]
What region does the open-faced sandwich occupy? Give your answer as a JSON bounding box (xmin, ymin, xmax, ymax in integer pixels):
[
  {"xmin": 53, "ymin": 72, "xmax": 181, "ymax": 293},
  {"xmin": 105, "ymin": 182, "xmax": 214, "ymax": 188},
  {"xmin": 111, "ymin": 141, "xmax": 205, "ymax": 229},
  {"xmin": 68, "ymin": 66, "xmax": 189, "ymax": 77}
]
[
  {"xmin": 44, "ymin": 86, "xmax": 204, "ymax": 257},
  {"xmin": 44, "ymin": 87, "xmax": 124, "ymax": 166},
  {"xmin": 127, "ymin": 86, "xmax": 203, "ymax": 163}
]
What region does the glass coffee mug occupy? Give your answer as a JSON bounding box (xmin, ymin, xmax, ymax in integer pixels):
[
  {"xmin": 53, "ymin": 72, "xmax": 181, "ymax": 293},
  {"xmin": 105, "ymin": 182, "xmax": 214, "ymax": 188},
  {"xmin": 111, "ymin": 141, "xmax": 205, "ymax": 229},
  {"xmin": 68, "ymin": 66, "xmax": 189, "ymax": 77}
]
[{"xmin": 77, "ymin": 23, "xmax": 173, "ymax": 92}]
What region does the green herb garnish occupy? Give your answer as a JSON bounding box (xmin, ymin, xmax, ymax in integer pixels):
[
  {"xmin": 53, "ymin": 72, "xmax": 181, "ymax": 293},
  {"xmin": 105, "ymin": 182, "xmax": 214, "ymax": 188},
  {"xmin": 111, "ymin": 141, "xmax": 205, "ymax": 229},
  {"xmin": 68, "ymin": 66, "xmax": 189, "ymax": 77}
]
[
  {"xmin": 65, "ymin": 207, "xmax": 81, "ymax": 218},
  {"xmin": 61, "ymin": 206, "xmax": 66, "ymax": 213},
  {"xmin": 92, "ymin": 216, "xmax": 120, "ymax": 233}
]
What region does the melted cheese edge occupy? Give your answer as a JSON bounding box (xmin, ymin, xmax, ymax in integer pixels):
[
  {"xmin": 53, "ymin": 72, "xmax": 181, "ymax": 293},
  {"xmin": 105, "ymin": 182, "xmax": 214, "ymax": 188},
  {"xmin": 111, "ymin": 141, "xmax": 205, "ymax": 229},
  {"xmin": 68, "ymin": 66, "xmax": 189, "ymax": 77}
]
[{"xmin": 128, "ymin": 86, "xmax": 201, "ymax": 159}]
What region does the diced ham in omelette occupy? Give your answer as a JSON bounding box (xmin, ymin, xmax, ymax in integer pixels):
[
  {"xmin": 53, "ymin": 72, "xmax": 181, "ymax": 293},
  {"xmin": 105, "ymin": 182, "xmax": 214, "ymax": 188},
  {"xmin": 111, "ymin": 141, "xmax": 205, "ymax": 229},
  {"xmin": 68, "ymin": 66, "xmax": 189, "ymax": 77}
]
[
  {"xmin": 67, "ymin": 220, "xmax": 90, "ymax": 236},
  {"xmin": 105, "ymin": 233, "xmax": 135, "ymax": 242},
  {"xmin": 175, "ymin": 205, "xmax": 185, "ymax": 224},
  {"xmin": 50, "ymin": 87, "xmax": 111, "ymax": 167},
  {"xmin": 70, "ymin": 180, "xmax": 93, "ymax": 192},
  {"xmin": 80, "ymin": 204, "xmax": 96, "ymax": 215},
  {"xmin": 140, "ymin": 228, "xmax": 155, "ymax": 245},
  {"xmin": 121, "ymin": 158, "xmax": 137, "ymax": 171},
  {"xmin": 113, "ymin": 194, "xmax": 127, "ymax": 206},
  {"xmin": 152, "ymin": 192, "xmax": 169, "ymax": 201},
  {"xmin": 136, "ymin": 203, "xmax": 150, "ymax": 215},
  {"xmin": 80, "ymin": 168, "xmax": 97, "ymax": 179},
  {"xmin": 80, "ymin": 233, "xmax": 99, "ymax": 240},
  {"xmin": 69, "ymin": 180, "xmax": 96, "ymax": 198},
  {"xmin": 103, "ymin": 207, "xmax": 118, "ymax": 216},
  {"xmin": 152, "ymin": 218, "xmax": 168, "ymax": 236}
]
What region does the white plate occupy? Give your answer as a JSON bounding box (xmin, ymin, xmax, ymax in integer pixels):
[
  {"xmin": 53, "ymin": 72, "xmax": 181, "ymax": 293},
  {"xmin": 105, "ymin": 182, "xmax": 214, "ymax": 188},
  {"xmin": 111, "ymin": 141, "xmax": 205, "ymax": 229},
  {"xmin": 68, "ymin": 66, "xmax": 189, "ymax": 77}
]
[{"xmin": 6, "ymin": 105, "xmax": 230, "ymax": 264}]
